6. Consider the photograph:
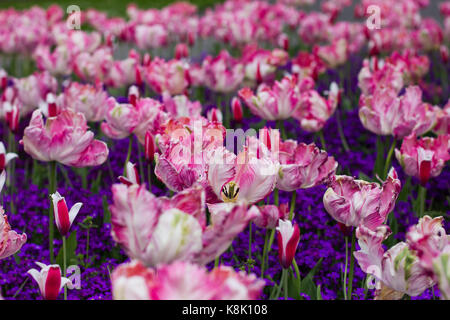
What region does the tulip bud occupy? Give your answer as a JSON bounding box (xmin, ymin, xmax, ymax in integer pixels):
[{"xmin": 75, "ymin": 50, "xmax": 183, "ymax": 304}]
[
  {"xmin": 256, "ymin": 62, "xmax": 263, "ymax": 84},
  {"xmin": 278, "ymin": 34, "xmax": 289, "ymax": 51},
  {"xmin": 440, "ymin": 45, "xmax": 449, "ymax": 64},
  {"xmin": 0, "ymin": 141, "xmax": 17, "ymax": 172},
  {"xmin": 145, "ymin": 132, "xmax": 155, "ymax": 163},
  {"xmin": 143, "ymin": 53, "xmax": 151, "ymax": 67},
  {"xmin": 276, "ymin": 219, "xmax": 300, "ymax": 269},
  {"xmin": 175, "ymin": 43, "xmax": 189, "ymax": 60},
  {"xmin": 418, "ymin": 147, "xmax": 433, "ymax": 186},
  {"xmin": 128, "ymin": 85, "xmax": 140, "ymax": 107},
  {"xmin": 46, "ymin": 93, "xmax": 58, "ymax": 117},
  {"xmin": 119, "ymin": 162, "xmax": 140, "ymax": 186},
  {"xmin": 51, "ymin": 191, "xmax": 82, "ymax": 237},
  {"xmin": 207, "ymin": 108, "xmax": 222, "ymax": 123},
  {"xmin": 231, "ymin": 97, "xmax": 243, "ymax": 123},
  {"xmin": 0, "ymin": 69, "xmax": 7, "ymax": 91},
  {"xmin": 28, "ymin": 262, "xmax": 72, "ymax": 300},
  {"xmin": 4, "ymin": 101, "xmax": 20, "ymax": 133}
]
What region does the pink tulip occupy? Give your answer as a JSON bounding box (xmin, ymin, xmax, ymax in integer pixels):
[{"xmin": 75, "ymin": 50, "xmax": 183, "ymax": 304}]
[
  {"xmin": 4, "ymin": 101, "xmax": 20, "ymax": 133},
  {"xmin": 33, "ymin": 45, "xmax": 73, "ymax": 76},
  {"xmin": 276, "ymin": 140, "xmax": 337, "ymax": 192},
  {"xmin": 112, "ymin": 260, "xmax": 264, "ymax": 300},
  {"xmin": 276, "ymin": 219, "xmax": 301, "ymax": 269},
  {"xmin": 293, "ymin": 82, "xmax": 340, "ymax": 132},
  {"xmin": 0, "ymin": 142, "xmax": 17, "ymax": 172},
  {"xmin": 242, "ymin": 46, "xmax": 288, "ymax": 85},
  {"xmin": 354, "ymin": 224, "xmax": 434, "ymax": 300},
  {"xmin": 144, "ymin": 131, "xmax": 155, "ymax": 162},
  {"xmin": 51, "ymin": 191, "xmax": 82, "ymax": 237},
  {"xmin": 110, "ymin": 184, "xmax": 256, "ymax": 267},
  {"xmin": 0, "ymin": 171, "xmax": 26, "ymax": 260},
  {"xmin": 207, "ymin": 137, "xmax": 278, "ymax": 204},
  {"xmin": 27, "ymin": 262, "xmax": 72, "ymax": 300},
  {"xmin": 155, "ymin": 118, "xmax": 225, "ymax": 197},
  {"xmin": 314, "ymin": 38, "xmax": 348, "ymax": 69},
  {"xmin": 231, "ymin": 97, "xmax": 243, "ymax": 123},
  {"xmin": 144, "ymin": 57, "xmax": 189, "ymax": 95},
  {"xmin": 22, "ymin": 109, "xmax": 109, "ymax": 167},
  {"xmin": 174, "ymin": 43, "xmax": 189, "ymax": 60},
  {"xmin": 207, "ymin": 108, "xmax": 222, "ymax": 123},
  {"xmin": 394, "ymin": 133, "xmax": 450, "ymax": 185},
  {"xmin": 238, "ymin": 75, "xmax": 302, "ymax": 121},
  {"xmin": 252, "ymin": 204, "xmax": 290, "ymax": 229},
  {"xmin": 323, "ymin": 168, "xmax": 401, "ymax": 229},
  {"xmin": 202, "ymin": 50, "xmax": 244, "ymax": 93},
  {"xmin": 162, "ymin": 93, "xmax": 202, "ymax": 119},
  {"xmin": 62, "ymin": 82, "xmax": 109, "ymax": 122},
  {"xmin": 118, "ymin": 162, "xmax": 140, "ymax": 186},
  {"xmin": 101, "ymin": 97, "xmax": 139, "ymax": 140},
  {"xmin": 359, "ymin": 86, "xmax": 437, "ymax": 139},
  {"xmin": 434, "ymin": 100, "xmax": 450, "ymax": 135}
]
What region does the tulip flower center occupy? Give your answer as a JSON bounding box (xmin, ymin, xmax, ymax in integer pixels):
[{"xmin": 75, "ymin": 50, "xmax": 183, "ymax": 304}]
[{"xmin": 221, "ymin": 181, "xmax": 239, "ymax": 203}]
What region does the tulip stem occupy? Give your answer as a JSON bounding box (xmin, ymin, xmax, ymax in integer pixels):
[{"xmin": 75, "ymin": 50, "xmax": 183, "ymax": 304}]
[
  {"xmin": 383, "ymin": 138, "xmax": 396, "ymax": 179},
  {"xmin": 347, "ymin": 230, "xmax": 356, "ymax": 300},
  {"xmin": 123, "ymin": 135, "xmax": 133, "ymax": 176},
  {"xmin": 289, "ymin": 191, "xmax": 297, "ymax": 221},
  {"xmin": 318, "ymin": 130, "xmax": 327, "ymax": 150},
  {"xmin": 248, "ymin": 222, "xmax": 253, "ymax": 273},
  {"xmin": 418, "ymin": 185, "xmax": 427, "ymax": 218},
  {"xmin": 292, "ymin": 259, "xmax": 301, "ymax": 290},
  {"xmin": 48, "ymin": 161, "xmax": 57, "ymax": 263},
  {"xmin": 261, "ymin": 230, "xmax": 270, "ymax": 278},
  {"xmin": 273, "ymin": 188, "xmax": 279, "ymax": 206},
  {"xmin": 284, "ymin": 268, "xmax": 289, "ymax": 300},
  {"xmin": 277, "ymin": 120, "xmax": 287, "ymax": 140},
  {"xmin": 147, "ymin": 162, "xmax": 152, "ymax": 191},
  {"xmin": 63, "ymin": 235, "xmax": 67, "ymax": 300},
  {"xmin": 273, "ymin": 269, "xmax": 286, "ymax": 300},
  {"xmin": 343, "ymin": 235, "xmax": 349, "ymax": 300},
  {"xmin": 336, "ymin": 109, "xmax": 350, "ymax": 152}
]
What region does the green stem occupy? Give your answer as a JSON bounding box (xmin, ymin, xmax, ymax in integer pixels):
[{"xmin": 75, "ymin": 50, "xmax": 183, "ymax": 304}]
[
  {"xmin": 383, "ymin": 138, "xmax": 397, "ymax": 179},
  {"xmin": 336, "ymin": 109, "xmax": 350, "ymax": 152},
  {"xmin": 289, "ymin": 191, "xmax": 297, "ymax": 221},
  {"xmin": 419, "ymin": 185, "xmax": 427, "ymax": 218},
  {"xmin": 261, "ymin": 230, "xmax": 269, "ymax": 278},
  {"xmin": 292, "ymin": 259, "xmax": 302, "ymax": 290},
  {"xmin": 214, "ymin": 256, "xmax": 220, "ymax": 268},
  {"xmin": 85, "ymin": 229, "xmax": 90, "ymax": 266},
  {"xmin": 277, "ymin": 120, "xmax": 287, "ymax": 140},
  {"xmin": 284, "ymin": 268, "xmax": 289, "ymax": 300},
  {"xmin": 343, "ymin": 236, "xmax": 349, "ymax": 300},
  {"xmin": 123, "ymin": 135, "xmax": 133, "ymax": 176},
  {"xmin": 347, "ymin": 230, "xmax": 356, "ymax": 300},
  {"xmin": 248, "ymin": 222, "xmax": 252, "ymax": 273},
  {"xmin": 318, "ymin": 130, "xmax": 327, "ymax": 150},
  {"xmin": 273, "ymin": 269, "xmax": 286, "ymax": 300},
  {"xmin": 48, "ymin": 161, "xmax": 57, "ymax": 263},
  {"xmin": 147, "ymin": 162, "xmax": 152, "ymax": 191},
  {"xmin": 63, "ymin": 235, "xmax": 67, "ymax": 300},
  {"xmin": 274, "ymin": 188, "xmax": 279, "ymax": 206}
]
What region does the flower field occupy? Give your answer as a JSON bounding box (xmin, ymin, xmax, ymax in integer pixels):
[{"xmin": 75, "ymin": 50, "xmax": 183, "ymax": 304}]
[{"xmin": 0, "ymin": 0, "xmax": 449, "ymax": 301}]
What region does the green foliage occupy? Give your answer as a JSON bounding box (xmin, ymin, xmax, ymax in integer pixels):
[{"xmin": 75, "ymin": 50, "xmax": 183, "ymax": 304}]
[{"xmin": 56, "ymin": 231, "xmax": 78, "ymax": 268}]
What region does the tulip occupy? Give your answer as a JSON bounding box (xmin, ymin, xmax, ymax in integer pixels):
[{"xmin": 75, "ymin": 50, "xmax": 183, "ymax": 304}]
[
  {"xmin": 144, "ymin": 57, "xmax": 189, "ymax": 96},
  {"xmin": 202, "ymin": 50, "xmax": 244, "ymax": 93},
  {"xmin": 231, "ymin": 97, "xmax": 243, "ymax": 123},
  {"xmin": 359, "ymin": 86, "xmax": 437, "ymax": 139},
  {"xmin": 238, "ymin": 75, "xmax": 302, "ymax": 121},
  {"xmin": 101, "ymin": 97, "xmax": 139, "ymax": 140},
  {"xmin": 27, "ymin": 262, "xmax": 72, "ymax": 300},
  {"xmin": 207, "ymin": 108, "xmax": 222, "ymax": 123},
  {"xmin": 276, "ymin": 140, "xmax": 337, "ymax": 191},
  {"xmin": 22, "ymin": 109, "xmax": 109, "ymax": 167},
  {"xmin": 51, "ymin": 191, "xmax": 82, "ymax": 237},
  {"xmin": 4, "ymin": 101, "xmax": 20, "ymax": 133},
  {"xmin": 276, "ymin": 219, "xmax": 300, "ymax": 269},
  {"xmin": 110, "ymin": 184, "xmax": 256, "ymax": 267},
  {"xmin": 323, "ymin": 167, "xmax": 401, "ymax": 229},
  {"xmin": 0, "ymin": 142, "xmax": 17, "ymax": 172},
  {"xmin": 207, "ymin": 138, "xmax": 278, "ymax": 205},
  {"xmin": 144, "ymin": 131, "xmax": 155, "ymax": 162},
  {"xmin": 112, "ymin": 260, "xmax": 265, "ymax": 300},
  {"xmin": 119, "ymin": 162, "xmax": 140, "ymax": 186},
  {"xmin": 174, "ymin": 43, "xmax": 189, "ymax": 60},
  {"xmin": 433, "ymin": 100, "xmax": 450, "ymax": 135},
  {"xmin": 62, "ymin": 81, "xmax": 109, "ymax": 122},
  {"xmin": 395, "ymin": 133, "xmax": 450, "ymax": 186},
  {"xmin": 354, "ymin": 224, "xmax": 435, "ymax": 300},
  {"xmin": 252, "ymin": 204, "xmax": 290, "ymax": 229},
  {"xmin": 128, "ymin": 85, "xmax": 139, "ymax": 107}
]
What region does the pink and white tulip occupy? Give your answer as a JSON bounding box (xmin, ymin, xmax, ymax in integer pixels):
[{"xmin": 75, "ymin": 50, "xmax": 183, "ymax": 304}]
[
  {"xmin": 51, "ymin": 191, "xmax": 82, "ymax": 237},
  {"xmin": 276, "ymin": 219, "xmax": 301, "ymax": 269}
]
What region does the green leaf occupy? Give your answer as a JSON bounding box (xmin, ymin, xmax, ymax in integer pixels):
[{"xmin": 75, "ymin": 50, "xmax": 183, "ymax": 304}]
[
  {"xmin": 286, "ymin": 268, "xmax": 302, "ymax": 300},
  {"xmin": 299, "ymin": 258, "xmax": 323, "ymax": 300},
  {"xmin": 102, "ymin": 195, "xmax": 111, "ymax": 224}
]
